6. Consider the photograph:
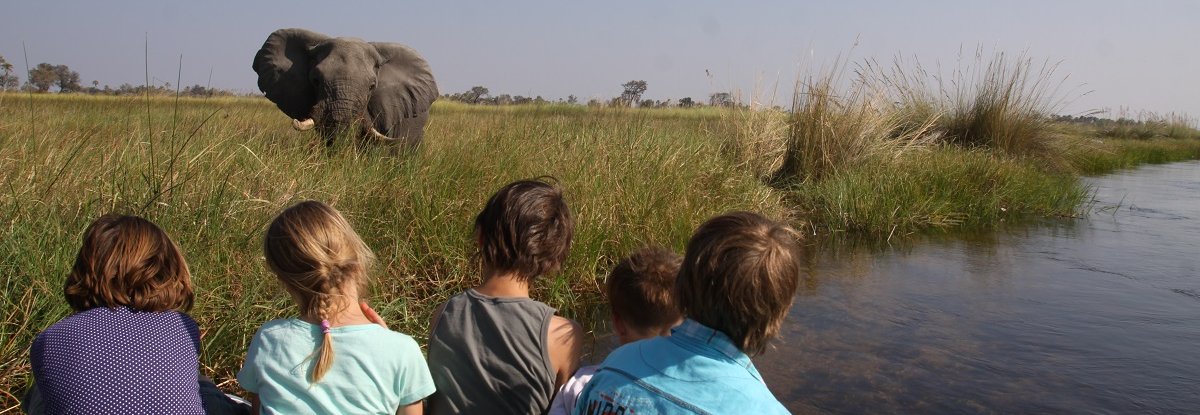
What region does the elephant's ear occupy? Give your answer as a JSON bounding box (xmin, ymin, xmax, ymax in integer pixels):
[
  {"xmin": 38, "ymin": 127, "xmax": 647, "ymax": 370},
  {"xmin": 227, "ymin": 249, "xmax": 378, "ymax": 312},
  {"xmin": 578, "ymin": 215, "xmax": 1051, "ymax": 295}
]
[
  {"xmin": 368, "ymin": 42, "xmax": 438, "ymax": 123},
  {"xmin": 252, "ymin": 28, "xmax": 330, "ymax": 120}
]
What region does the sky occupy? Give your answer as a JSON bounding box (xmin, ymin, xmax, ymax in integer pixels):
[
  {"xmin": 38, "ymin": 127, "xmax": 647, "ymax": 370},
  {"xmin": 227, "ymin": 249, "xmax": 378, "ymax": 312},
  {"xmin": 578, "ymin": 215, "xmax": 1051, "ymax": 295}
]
[{"xmin": 2, "ymin": 1, "xmax": 1197, "ymax": 119}]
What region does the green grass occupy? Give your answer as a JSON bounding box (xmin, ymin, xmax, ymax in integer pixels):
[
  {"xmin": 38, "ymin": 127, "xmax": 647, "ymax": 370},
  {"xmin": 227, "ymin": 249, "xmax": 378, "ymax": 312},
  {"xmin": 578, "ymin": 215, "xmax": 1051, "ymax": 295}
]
[
  {"xmin": 791, "ymin": 148, "xmax": 1087, "ymax": 238},
  {"xmin": 1068, "ymin": 138, "xmax": 1200, "ymax": 174},
  {"xmin": 0, "ymin": 91, "xmax": 1197, "ymax": 409},
  {"xmin": 0, "ymin": 94, "xmax": 782, "ymax": 406}
]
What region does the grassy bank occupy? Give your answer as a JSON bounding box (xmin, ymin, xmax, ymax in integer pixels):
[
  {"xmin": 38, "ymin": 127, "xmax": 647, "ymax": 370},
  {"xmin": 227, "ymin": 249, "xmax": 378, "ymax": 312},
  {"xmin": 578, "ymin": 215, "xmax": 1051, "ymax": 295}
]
[
  {"xmin": 1, "ymin": 92, "xmax": 1198, "ymax": 408},
  {"xmin": 0, "ymin": 94, "xmax": 782, "ymax": 404}
]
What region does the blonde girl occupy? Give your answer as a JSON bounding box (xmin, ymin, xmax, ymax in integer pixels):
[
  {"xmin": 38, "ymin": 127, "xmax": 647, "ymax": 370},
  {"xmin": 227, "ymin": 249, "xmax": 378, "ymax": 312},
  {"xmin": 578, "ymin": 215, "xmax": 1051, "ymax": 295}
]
[{"xmin": 237, "ymin": 201, "xmax": 434, "ymax": 415}]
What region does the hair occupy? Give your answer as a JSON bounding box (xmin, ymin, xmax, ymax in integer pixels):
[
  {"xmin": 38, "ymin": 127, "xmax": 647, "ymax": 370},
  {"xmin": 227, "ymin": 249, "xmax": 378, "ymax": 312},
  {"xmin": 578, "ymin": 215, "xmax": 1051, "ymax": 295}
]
[
  {"xmin": 474, "ymin": 178, "xmax": 574, "ymax": 282},
  {"xmin": 606, "ymin": 246, "xmax": 683, "ymax": 336},
  {"xmin": 676, "ymin": 211, "xmax": 803, "ymax": 356},
  {"xmin": 263, "ymin": 200, "xmax": 375, "ymax": 382},
  {"xmin": 64, "ymin": 214, "xmax": 194, "ymax": 313}
]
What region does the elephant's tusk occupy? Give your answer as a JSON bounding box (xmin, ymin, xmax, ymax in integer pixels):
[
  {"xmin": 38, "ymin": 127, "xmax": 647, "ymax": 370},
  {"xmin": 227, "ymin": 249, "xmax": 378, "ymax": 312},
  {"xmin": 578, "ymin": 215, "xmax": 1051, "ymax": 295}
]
[
  {"xmin": 292, "ymin": 118, "xmax": 315, "ymax": 131},
  {"xmin": 367, "ymin": 127, "xmax": 402, "ymax": 142}
]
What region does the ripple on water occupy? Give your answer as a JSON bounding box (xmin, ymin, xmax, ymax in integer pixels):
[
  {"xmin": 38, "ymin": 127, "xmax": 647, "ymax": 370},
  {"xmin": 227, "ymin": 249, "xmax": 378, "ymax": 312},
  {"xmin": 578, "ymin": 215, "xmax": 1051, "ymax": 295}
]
[{"xmin": 757, "ymin": 161, "xmax": 1200, "ymax": 414}]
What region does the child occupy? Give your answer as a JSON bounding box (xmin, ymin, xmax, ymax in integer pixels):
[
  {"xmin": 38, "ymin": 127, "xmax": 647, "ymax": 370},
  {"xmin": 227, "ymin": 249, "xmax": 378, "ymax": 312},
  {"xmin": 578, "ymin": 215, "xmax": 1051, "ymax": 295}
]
[
  {"xmin": 29, "ymin": 214, "xmax": 207, "ymax": 414},
  {"xmin": 237, "ymin": 201, "xmax": 434, "ymax": 414},
  {"xmin": 575, "ymin": 212, "xmax": 803, "ymax": 414},
  {"xmin": 426, "ymin": 178, "xmax": 584, "ymax": 415},
  {"xmin": 547, "ymin": 246, "xmax": 684, "ymax": 415}
]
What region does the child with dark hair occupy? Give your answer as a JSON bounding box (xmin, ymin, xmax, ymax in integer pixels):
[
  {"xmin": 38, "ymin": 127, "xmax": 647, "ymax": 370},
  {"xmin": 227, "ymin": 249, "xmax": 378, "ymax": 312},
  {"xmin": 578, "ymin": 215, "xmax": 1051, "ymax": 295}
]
[
  {"xmin": 547, "ymin": 246, "xmax": 683, "ymax": 415},
  {"xmin": 426, "ymin": 178, "xmax": 584, "ymax": 415},
  {"xmin": 28, "ymin": 214, "xmax": 208, "ymax": 414},
  {"xmin": 576, "ymin": 212, "xmax": 803, "ymax": 414}
]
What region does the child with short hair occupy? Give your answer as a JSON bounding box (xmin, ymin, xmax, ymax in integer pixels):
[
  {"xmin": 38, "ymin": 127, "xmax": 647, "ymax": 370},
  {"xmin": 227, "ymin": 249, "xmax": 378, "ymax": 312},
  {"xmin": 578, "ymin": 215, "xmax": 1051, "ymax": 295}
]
[
  {"xmin": 575, "ymin": 212, "xmax": 803, "ymax": 414},
  {"xmin": 237, "ymin": 201, "xmax": 434, "ymax": 415},
  {"xmin": 546, "ymin": 246, "xmax": 683, "ymax": 415},
  {"xmin": 29, "ymin": 214, "xmax": 207, "ymax": 414},
  {"xmin": 426, "ymin": 178, "xmax": 585, "ymax": 415}
]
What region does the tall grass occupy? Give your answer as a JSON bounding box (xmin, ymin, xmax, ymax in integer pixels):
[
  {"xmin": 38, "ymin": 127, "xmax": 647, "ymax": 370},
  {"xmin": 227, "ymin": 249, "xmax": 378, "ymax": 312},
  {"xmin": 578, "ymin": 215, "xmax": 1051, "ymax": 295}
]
[
  {"xmin": 0, "ymin": 94, "xmax": 783, "ymax": 407},
  {"xmin": 1069, "ymin": 138, "xmax": 1200, "ymax": 174},
  {"xmin": 938, "ymin": 52, "xmax": 1068, "ymax": 157},
  {"xmin": 794, "ymin": 149, "xmax": 1087, "ymax": 238},
  {"xmin": 859, "ymin": 51, "xmax": 1074, "ymax": 161},
  {"xmin": 1, "ymin": 77, "xmax": 1197, "ymax": 409},
  {"xmin": 723, "ymin": 51, "xmax": 1138, "ymax": 236}
]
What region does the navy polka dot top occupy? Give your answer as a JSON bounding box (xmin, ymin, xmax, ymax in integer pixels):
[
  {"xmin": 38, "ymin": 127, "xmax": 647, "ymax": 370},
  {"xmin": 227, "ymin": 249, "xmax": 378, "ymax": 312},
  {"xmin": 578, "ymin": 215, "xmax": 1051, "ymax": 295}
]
[{"xmin": 30, "ymin": 307, "xmax": 205, "ymax": 415}]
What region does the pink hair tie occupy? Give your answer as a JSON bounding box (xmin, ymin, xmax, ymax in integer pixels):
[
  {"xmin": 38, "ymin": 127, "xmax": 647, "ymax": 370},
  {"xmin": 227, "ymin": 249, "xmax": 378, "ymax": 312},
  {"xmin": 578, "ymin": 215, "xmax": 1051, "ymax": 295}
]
[{"xmin": 320, "ymin": 319, "xmax": 332, "ymax": 334}]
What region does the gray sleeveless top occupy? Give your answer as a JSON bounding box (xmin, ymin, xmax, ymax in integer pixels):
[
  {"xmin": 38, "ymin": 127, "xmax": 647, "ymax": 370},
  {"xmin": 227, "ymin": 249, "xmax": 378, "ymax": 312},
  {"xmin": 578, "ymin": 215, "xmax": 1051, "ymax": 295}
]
[{"xmin": 427, "ymin": 289, "xmax": 557, "ymax": 415}]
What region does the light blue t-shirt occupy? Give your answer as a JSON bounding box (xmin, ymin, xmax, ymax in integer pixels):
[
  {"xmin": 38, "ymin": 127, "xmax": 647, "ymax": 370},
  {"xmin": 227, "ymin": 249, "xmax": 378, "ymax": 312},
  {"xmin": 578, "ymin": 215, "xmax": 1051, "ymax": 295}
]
[
  {"xmin": 237, "ymin": 319, "xmax": 435, "ymax": 415},
  {"xmin": 574, "ymin": 319, "xmax": 788, "ymax": 415}
]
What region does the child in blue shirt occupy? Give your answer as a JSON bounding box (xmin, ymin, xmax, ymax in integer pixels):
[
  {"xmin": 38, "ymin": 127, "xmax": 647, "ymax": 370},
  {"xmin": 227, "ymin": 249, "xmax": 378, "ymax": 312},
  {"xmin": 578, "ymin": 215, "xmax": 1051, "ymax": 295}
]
[
  {"xmin": 547, "ymin": 246, "xmax": 683, "ymax": 415},
  {"xmin": 575, "ymin": 212, "xmax": 803, "ymax": 414},
  {"xmin": 237, "ymin": 201, "xmax": 434, "ymax": 414}
]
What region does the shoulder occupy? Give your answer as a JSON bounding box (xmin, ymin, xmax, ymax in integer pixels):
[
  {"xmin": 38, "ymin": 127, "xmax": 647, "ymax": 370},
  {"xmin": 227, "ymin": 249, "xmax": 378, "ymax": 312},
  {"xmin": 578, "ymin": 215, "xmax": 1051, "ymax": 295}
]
[
  {"xmin": 375, "ymin": 328, "xmax": 423, "ymax": 351},
  {"xmin": 337, "ymin": 325, "xmax": 423, "ymax": 355},
  {"xmin": 600, "ymin": 336, "xmax": 661, "ymax": 366},
  {"xmin": 258, "ymin": 318, "xmax": 299, "ymax": 333},
  {"xmin": 37, "ymin": 307, "xmax": 109, "ymax": 335},
  {"xmin": 248, "ymin": 319, "xmax": 302, "ymax": 345},
  {"xmin": 549, "ymin": 315, "xmax": 582, "ymax": 334},
  {"xmin": 547, "ymin": 316, "xmax": 584, "ymax": 350},
  {"xmin": 568, "ymin": 364, "xmax": 598, "ymax": 385}
]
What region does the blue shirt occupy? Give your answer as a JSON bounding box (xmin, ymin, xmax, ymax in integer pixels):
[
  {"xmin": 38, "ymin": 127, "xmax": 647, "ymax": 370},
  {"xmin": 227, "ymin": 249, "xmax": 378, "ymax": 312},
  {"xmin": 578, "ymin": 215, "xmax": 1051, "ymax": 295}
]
[
  {"xmin": 574, "ymin": 319, "xmax": 788, "ymax": 415},
  {"xmin": 30, "ymin": 307, "xmax": 205, "ymax": 415},
  {"xmin": 237, "ymin": 318, "xmax": 435, "ymax": 415}
]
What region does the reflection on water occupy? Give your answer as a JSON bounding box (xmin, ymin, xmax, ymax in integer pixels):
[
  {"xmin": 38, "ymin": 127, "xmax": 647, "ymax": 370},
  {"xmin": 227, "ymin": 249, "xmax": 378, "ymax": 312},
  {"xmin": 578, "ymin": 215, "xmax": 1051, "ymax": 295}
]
[{"xmin": 757, "ymin": 161, "xmax": 1200, "ymax": 414}]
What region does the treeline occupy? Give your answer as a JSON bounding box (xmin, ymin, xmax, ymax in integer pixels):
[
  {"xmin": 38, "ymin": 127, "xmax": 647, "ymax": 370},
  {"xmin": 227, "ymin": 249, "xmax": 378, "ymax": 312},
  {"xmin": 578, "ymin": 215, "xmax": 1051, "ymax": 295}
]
[
  {"xmin": 1054, "ymin": 113, "xmax": 1199, "ymax": 140},
  {"xmin": 0, "ymin": 54, "xmax": 240, "ymax": 97},
  {"xmin": 441, "ymin": 82, "xmax": 743, "ymax": 109}
]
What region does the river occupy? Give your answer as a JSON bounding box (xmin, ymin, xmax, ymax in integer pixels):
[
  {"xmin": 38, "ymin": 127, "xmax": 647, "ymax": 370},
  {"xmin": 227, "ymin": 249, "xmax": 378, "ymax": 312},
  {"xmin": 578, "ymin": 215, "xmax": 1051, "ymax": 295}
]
[{"xmin": 756, "ymin": 160, "xmax": 1200, "ymax": 414}]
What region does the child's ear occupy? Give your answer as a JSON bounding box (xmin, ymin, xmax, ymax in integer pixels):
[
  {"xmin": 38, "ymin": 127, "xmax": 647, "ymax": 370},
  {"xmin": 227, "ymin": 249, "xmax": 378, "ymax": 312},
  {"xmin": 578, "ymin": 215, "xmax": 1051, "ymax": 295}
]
[{"xmin": 611, "ymin": 312, "xmax": 629, "ymax": 342}]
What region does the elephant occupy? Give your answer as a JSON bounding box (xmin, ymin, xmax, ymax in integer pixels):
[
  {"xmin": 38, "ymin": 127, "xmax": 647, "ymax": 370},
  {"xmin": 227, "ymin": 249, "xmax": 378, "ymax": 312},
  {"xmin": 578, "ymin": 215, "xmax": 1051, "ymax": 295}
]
[{"xmin": 252, "ymin": 28, "xmax": 438, "ymax": 148}]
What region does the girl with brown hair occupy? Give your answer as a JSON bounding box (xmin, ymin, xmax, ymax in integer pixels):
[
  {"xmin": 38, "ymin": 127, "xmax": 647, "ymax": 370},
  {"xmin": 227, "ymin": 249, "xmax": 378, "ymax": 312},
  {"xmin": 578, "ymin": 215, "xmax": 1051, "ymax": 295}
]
[{"xmin": 29, "ymin": 214, "xmax": 207, "ymax": 414}]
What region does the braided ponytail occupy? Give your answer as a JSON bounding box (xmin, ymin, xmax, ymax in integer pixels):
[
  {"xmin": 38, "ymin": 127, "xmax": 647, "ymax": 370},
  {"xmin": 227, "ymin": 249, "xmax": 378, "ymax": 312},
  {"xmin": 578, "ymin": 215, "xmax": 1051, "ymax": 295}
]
[
  {"xmin": 263, "ymin": 200, "xmax": 375, "ymax": 384},
  {"xmin": 310, "ymin": 289, "xmax": 337, "ymax": 382}
]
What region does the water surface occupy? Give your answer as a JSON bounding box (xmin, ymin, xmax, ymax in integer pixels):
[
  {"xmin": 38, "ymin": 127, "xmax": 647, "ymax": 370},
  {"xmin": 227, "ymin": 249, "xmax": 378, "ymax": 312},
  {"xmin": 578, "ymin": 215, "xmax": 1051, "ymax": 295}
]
[{"xmin": 757, "ymin": 161, "xmax": 1200, "ymax": 414}]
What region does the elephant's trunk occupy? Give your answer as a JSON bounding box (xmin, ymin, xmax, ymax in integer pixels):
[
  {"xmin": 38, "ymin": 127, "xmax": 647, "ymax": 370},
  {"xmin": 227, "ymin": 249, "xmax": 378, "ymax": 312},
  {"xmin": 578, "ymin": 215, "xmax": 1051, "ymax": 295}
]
[{"xmin": 322, "ymin": 101, "xmax": 361, "ymax": 131}]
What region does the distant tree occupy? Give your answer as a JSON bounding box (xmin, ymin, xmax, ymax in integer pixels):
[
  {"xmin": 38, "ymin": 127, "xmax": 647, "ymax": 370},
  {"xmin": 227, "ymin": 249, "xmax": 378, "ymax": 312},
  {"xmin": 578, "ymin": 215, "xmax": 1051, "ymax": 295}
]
[
  {"xmin": 620, "ymin": 80, "xmax": 648, "ymax": 107},
  {"xmin": 53, "ymin": 64, "xmax": 81, "ymax": 92},
  {"xmin": 182, "ymin": 84, "xmax": 212, "ymax": 97},
  {"xmin": 586, "ymin": 98, "xmax": 602, "ymax": 107},
  {"xmin": 709, "ymin": 92, "xmax": 733, "ymax": 107},
  {"xmin": 0, "ymin": 55, "xmax": 18, "ymax": 91},
  {"xmin": 464, "ymin": 86, "xmax": 489, "ymax": 104},
  {"xmin": 82, "ymin": 80, "xmax": 102, "ymax": 94},
  {"xmin": 566, "ymin": 94, "xmax": 578, "ymax": 105},
  {"xmin": 640, "ymin": 99, "xmax": 655, "ymax": 108},
  {"xmin": 27, "ymin": 63, "xmax": 58, "ymax": 92},
  {"xmin": 678, "ymin": 97, "xmax": 695, "ymax": 108}
]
